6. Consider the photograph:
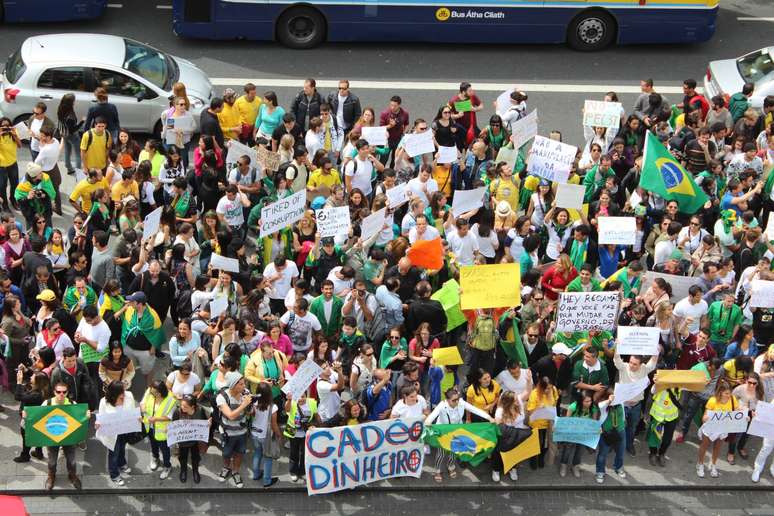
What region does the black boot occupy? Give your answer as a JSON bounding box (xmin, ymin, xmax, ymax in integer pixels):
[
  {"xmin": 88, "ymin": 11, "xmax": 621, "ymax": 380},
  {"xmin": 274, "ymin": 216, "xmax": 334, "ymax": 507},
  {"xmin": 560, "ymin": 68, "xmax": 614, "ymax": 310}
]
[
  {"xmin": 179, "ymin": 466, "xmax": 187, "ymax": 483},
  {"xmin": 192, "ymin": 464, "xmax": 201, "ymax": 484}
]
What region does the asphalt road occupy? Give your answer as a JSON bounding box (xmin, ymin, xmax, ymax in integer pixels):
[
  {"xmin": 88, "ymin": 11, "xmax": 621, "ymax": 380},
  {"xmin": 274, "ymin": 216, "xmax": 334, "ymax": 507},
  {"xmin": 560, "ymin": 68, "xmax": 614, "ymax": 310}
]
[{"xmin": 1, "ymin": 0, "xmax": 774, "ymax": 146}]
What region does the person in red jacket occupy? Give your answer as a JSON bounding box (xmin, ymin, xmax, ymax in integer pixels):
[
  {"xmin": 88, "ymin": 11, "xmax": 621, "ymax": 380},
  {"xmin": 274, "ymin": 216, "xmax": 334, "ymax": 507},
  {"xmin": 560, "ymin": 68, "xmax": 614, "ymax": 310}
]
[{"xmin": 540, "ymin": 254, "xmax": 578, "ymax": 302}]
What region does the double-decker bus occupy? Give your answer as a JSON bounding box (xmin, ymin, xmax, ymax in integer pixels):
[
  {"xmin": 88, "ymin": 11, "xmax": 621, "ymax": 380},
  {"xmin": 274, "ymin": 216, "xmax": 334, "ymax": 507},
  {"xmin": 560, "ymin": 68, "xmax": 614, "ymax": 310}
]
[{"xmin": 1, "ymin": 0, "xmax": 107, "ymax": 23}]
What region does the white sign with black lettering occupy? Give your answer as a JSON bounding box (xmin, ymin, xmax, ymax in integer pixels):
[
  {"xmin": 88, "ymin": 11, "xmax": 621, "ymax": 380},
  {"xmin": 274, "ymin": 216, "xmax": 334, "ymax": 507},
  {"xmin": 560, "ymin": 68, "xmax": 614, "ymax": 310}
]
[
  {"xmin": 555, "ymin": 292, "xmax": 620, "ymax": 333},
  {"xmin": 259, "ymin": 190, "xmax": 307, "ymax": 238},
  {"xmin": 166, "ymin": 419, "xmax": 210, "ymax": 446},
  {"xmin": 315, "ymin": 206, "xmax": 351, "ymax": 239},
  {"xmin": 597, "ymin": 216, "xmax": 637, "ymax": 246},
  {"xmin": 616, "ymin": 326, "xmax": 660, "ymax": 356},
  {"xmin": 527, "ymin": 135, "xmax": 576, "ymax": 184}
]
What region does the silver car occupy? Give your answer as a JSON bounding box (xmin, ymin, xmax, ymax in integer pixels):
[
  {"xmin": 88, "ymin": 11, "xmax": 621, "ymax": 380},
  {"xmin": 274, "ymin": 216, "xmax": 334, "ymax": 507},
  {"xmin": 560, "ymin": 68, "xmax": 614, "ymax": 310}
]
[
  {"xmin": 0, "ymin": 33, "xmax": 213, "ymax": 134},
  {"xmin": 704, "ymin": 46, "xmax": 774, "ymax": 109}
]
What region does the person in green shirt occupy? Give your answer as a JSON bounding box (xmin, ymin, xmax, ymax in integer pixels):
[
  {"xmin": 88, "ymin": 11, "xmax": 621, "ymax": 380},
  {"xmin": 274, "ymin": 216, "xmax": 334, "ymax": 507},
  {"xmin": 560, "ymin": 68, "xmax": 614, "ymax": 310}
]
[
  {"xmin": 308, "ymin": 280, "xmax": 344, "ymax": 342},
  {"xmin": 572, "ymin": 345, "xmax": 610, "ymax": 403},
  {"xmin": 596, "ymin": 390, "xmax": 626, "ymax": 483},
  {"xmin": 706, "ymin": 293, "xmax": 743, "ymax": 358},
  {"xmin": 338, "ymin": 316, "xmax": 366, "ymax": 374},
  {"xmin": 582, "ymin": 155, "xmax": 615, "ymax": 203},
  {"xmin": 566, "ymin": 264, "xmax": 602, "ymax": 292},
  {"xmin": 560, "ymin": 391, "xmax": 600, "ymax": 478},
  {"xmin": 379, "ymin": 327, "xmax": 408, "ymax": 371},
  {"xmin": 362, "ymin": 249, "xmax": 387, "ymax": 294},
  {"xmin": 601, "ymin": 261, "xmax": 644, "ymax": 299}
]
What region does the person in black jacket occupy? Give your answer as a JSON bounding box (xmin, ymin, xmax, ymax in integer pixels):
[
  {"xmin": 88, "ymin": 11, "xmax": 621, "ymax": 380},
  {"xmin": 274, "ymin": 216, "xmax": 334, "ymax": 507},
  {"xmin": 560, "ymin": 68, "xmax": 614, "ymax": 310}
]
[
  {"xmin": 84, "ymin": 87, "xmax": 120, "ymax": 142},
  {"xmin": 562, "ymin": 224, "xmax": 599, "ymax": 272},
  {"xmin": 404, "ymin": 280, "xmax": 446, "ymax": 338},
  {"xmin": 50, "ymin": 348, "xmax": 96, "ymax": 408},
  {"xmin": 531, "ymin": 343, "xmax": 573, "ymax": 392},
  {"xmin": 200, "ymin": 98, "xmax": 225, "ymax": 148},
  {"xmin": 290, "ymin": 78, "xmax": 323, "ymax": 131},
  {"xmin": 56, "ymin": 93, "xmax": 83, "ymax": 176},
  {"xmin": 128, "ymin": 260, "xmax": 176, "ymax": 323},
  {"xmin": 327, "ymin": 80, "xmax": 362, "ymax": 135},
  {"xmin": 13, "ymin": 369, "xmax": 49, "ymax": 462}
]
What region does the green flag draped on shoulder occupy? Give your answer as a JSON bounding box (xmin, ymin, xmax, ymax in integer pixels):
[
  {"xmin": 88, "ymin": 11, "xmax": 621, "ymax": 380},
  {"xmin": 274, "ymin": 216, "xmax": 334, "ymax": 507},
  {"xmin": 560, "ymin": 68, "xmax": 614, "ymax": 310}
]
[
  {"xmin": 422, "ymin": 423, "xmax": 500, "ymax": 466},
  {"xmin": 497, "ymin": 312, "xmax": 528, "ymax": 368},
  {"xmin": 639, "ymin": 131, "xmax": 709, "ymax": 214},
  {"xmin": 25, "ymin": 404, "xmax": 89, "ymax": 447}
]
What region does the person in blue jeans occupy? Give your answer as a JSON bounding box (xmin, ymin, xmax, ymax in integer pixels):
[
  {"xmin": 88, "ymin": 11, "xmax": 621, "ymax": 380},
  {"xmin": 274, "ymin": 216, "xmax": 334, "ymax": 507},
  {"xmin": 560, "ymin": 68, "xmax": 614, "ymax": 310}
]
[
  {"xmin": 98, "ymin": 380, "xmax": 137, "ymax": 487},
  {"xmin": 249, "ymin": 383, "xmax": 280, "ymax": 487},
  {"xmin": 596, "ymin": 391, "xmax": 627, "ymax": 484}
]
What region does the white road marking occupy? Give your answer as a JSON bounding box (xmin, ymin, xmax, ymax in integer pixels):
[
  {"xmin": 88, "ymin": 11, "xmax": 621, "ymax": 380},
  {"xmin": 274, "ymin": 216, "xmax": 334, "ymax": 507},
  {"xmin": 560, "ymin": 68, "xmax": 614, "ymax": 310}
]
[
  {"xmin": 156, "ymin": 4, "xmax": 173, "ymax": 9},
  {"xmin": 106, "ymin": 3, "xmax": 123, "ymax": 7},
  {"xmin": 737, "ymin": 17, "xmax": 774, "ymax": 21},
  {"xmin": 210, "ymin": 77, "xmax": 689, "ymax": 94}
]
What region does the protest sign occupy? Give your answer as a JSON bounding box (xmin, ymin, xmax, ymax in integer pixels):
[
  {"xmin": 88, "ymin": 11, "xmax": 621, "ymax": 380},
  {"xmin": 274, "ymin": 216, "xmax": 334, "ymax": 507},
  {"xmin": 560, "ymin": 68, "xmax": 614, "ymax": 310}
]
[
  {"xmin": 431, "ymin": 279, "xmax": 466, "ymax": 332},
  {"xmin": 616, "ymin": 326, "xmax": 660, "ymax": 356},
  {"xmin": 552, "ymin": 417, "xmax": 602, "ymax": 449},
  {"xmin": 750, "ymin": 280, "xmax": 774, "ymax": 308},
  {"xmin": 306, "ymin": 418, "xmax": 425, "ymax": 495},
  {"xmin": 527, "ymin": 135, "xmax": 576, "ymax": 184},
  {"xmin": 13, "ymin": 122, "xmax": 31, "ymax": 140},
  {"xmin": 316, "ymin": 206, "xmax": 351, "ymax": 239},
  {"xmin": 210, "ymin": 253, "xmax": 240, "ymax": 273},
  {"xmin": 25, "ymin": 404, "xmax": 89, "ymax": 447},
  {"xmin": 555, "ymin": 183, "xmax": 585, "ymax": 210},
  {"xmin": 555, "ymin": 292, "xmax": 619, "ymax": 332},
  {"xmin": 432, "ymin": 346, "xmax": 464, "ymax": 366},
  {"xmin": 404, "ymin": 131, "xmax": 434, "ymax": 158},
  {"xmin": 361, "ymin": 207, "xmax": 386, "ymax": 243},
  {"xmin": 437, "ymin": 145, "xmax": 458, "ymax": 164},
  {"xmin": 530, "ymin": 407, "xmax": 557, "ymax": 421},
  {"xmin": 460, "ymin": 263, "xmax": 521, "ymax": 310},
  {"xmin": 511, "ymin": 110, "xmax": 538, "ymax": 149},
  {"xmin": 257, "ymin": 146, "xmax": 280, "ymax": 172},
  {"xmin": 386, "ymin": 183, "xmax": 409, "ymax": 208},
  {"xmin": 260, "ymin": 190, "xmax": 306, "ymax": 238},
  {"xmin": 166, "ymin": 419, "xmax": 210, "ymax": 446},
  {"xmin": 654, "ymin": 369, "xmax": 708, "ymax": 392},
  {"xmin": 454, "ymin": 99, "xmax": 472, "ymax": 113},
  {"xmin": 282, "ymin": 359, "xmax": 324, "ymax": 399},
  {"xmin": 501, "ymin": 428, "xmax": 540, "ymax": 473},
  {"xmin": 226, "ymin": 140, "xmax": 258, "ymax": 166},
  {"xmin": 361, "ymin": 126, "xmax": 388, "ymax": 146},
  {"xmin": 582, "ymin": 100, "xmax": 623, "ymax": 129},
  {"xmin": 164, "ymin": 115, "xmax": 195, "ymax": 146},
  {"xmin": 209, "ymin": 296, "xmax": 229, "ymax": 319},
  {"xmin": 495, "ymin": 146, "xmax": 518, "ymax": 170},
  {"xmin": 700, "ymin": 410, "xmax": 749, "ymax": 440},
  {"xmin": 95, "ymin": 407, "xmax": 141, "ymax": 436},
  {"xmin": 451, "ymin": 186, "xmax": 486, "ymax": 217},
  {"xmin": 142, "ymin": 207, "xmax": 163, "ymax": 241},
  {"xmin": 641, "ymin": 271, "xmax": 701, "ymax": 302},
  {"xmin": 612, "ymin": 376, "xmax": 650, "ymax": 406},
  {"xmin": 597, "ymin": 216, "xmax": 637, "ymax": 246},
  {"xmin": 748, "ymin": 401, "xmax": 774, "ymax": 439}
]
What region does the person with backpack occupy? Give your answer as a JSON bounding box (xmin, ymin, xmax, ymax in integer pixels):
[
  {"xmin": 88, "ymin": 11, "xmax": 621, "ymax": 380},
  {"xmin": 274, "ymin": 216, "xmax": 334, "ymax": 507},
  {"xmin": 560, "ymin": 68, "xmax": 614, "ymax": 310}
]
[
  {"xmin": 279, "ymin": 297, "xmax": 321, "ymax": 354},
  {"xmin": 84, "ymin": 87, "xmax": 120, "ymax": 142},
  {"xmin": 467, "ymin": 308, "xmax": 499, "ymax": 374},
  {"xmin": 679, "ymin": 79, "xmax": 710, "ymax": 121},
  {"xmin": 79, "ymin": 117, "xmax": 112, "ymax": 173}
]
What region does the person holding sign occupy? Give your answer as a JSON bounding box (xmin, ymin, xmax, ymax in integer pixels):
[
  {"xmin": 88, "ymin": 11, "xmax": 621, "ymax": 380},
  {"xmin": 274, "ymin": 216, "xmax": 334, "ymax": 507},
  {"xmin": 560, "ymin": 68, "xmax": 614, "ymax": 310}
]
[
  {"xmin": 559, "ymin": 390, "xmax": 600, "ymax": 478},
  {"xmin": 449, "ymin": 82, "xmax": 483, "ymax": 145},
  {"xmin": 696, "ymin": 380, "xmax": 741, "ymax": 478},
  {"xmin": 596, "ymin": 391, "xmax": 627, "ymax": 483},
  {"xmin": 248, "ymin": 382, "xmax": 281, "ymax": 488},
  {"xmin": 170, "ymin": 395, "xmax": 210, "ymax": 484},
  {"xmin": 613, "ymin": 350, "xmax": 657, "ymax": 456},
  {"xmin": 38, "ymin": 381, "xmax": 88, "ymax": 490},
  {"xmin": 730, "ymin": 372, "xmax": 763, "ymax": 463},
  {"xmin": 97, "ymin": 380, "xmax": 138, "ymax": 487}
]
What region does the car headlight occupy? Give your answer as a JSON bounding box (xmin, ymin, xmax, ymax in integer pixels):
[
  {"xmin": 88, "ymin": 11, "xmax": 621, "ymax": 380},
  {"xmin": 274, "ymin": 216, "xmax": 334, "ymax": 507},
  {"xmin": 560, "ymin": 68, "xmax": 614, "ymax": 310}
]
[{"xmin": 189, "ymin": 96, "xmax": 204, "ymax": 109}]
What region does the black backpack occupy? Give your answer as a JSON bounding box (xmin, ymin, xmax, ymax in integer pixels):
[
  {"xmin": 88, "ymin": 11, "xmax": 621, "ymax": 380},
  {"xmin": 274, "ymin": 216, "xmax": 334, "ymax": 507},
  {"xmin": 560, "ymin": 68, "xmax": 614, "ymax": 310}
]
[{"xmin": 175, "ymin": 289, "xmax": 194, "ymax": 320}]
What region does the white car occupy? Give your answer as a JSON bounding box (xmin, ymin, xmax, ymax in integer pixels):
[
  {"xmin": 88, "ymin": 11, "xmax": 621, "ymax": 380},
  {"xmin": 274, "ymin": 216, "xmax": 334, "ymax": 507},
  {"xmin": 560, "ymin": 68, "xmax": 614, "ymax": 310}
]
[
  {"xmin": 0, "ymin": 33, "xmax": 213, "ymax": 134},
  {"xmin": 704, "ymin": 46, "xmax": 774, "ymax": 109}
]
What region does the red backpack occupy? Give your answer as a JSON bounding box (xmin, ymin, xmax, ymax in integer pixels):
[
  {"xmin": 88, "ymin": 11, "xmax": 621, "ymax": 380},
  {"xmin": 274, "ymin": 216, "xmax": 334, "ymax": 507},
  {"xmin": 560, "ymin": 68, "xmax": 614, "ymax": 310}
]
[{"xmin": 689, "ymin": 94, "xmax": 710, "ymax": 120}]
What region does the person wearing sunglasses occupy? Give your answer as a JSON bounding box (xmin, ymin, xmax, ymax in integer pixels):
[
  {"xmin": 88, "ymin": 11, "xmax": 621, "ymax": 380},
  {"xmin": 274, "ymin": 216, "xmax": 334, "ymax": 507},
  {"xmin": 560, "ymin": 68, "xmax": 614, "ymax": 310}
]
[
  {"xmin": 731, "ymin": 372, "xmax": 764, "ymax": 466},
  {"xmin": 38, "ymin": 381, "xmax": 88, "ymax": 490}
]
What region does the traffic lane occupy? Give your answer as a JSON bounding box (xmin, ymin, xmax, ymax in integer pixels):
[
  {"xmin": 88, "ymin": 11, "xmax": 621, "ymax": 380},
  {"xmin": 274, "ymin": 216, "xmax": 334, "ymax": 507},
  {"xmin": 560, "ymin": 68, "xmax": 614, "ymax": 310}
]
[{"xmin": 0, "ymin": 2, "xmax": 771, "ymax": 84}]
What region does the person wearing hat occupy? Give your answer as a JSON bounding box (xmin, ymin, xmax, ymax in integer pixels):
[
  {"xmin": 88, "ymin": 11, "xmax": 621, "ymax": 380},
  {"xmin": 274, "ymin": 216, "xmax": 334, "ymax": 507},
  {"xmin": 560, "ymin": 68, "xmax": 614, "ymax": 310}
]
[
  {"xmin": 531, "ymin": 343, "xmax": 573, "ymax": 392},
  {"xmin": 14, "ymin": 162, "xmax": 55, "ymax": 228},
  {"xmin": 218, "ymin": 88, "xmax": 242, "ymax": 142},
  {"xmin": 118, "ymin": 291, "xmax": 165, "ymax": 386},
  {"xmin": 216, "ymin": 371, "xmax": 253, "ymax": 488}
]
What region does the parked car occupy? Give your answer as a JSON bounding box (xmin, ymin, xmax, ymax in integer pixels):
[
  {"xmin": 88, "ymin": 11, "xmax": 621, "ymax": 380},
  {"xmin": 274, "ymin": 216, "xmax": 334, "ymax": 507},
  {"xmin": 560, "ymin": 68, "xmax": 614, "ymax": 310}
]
[
  {"xmin": 704, "ymin": 46, "xmax": 774, "ymax": 109},
  {"xmin": 0, "ymin": 33, "xmax": 213, "ymax": 134}
]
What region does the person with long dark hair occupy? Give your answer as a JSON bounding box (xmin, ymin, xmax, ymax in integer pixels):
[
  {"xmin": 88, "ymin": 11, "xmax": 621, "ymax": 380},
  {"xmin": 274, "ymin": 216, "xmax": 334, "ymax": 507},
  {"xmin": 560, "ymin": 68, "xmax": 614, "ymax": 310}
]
[
  {"xmin": 97, "ymin": 380, "xmax": 137, "ymax": 487},
  {"xmin": 171, "ymin": 394, "xmax": 209, "ymax": 484},
  {"xmin": 56, "ymin": 93, "xmax": 82, "ymax": 176},
  {"xmin": 13, "ymin": 370, "xmax": 49, "ymax": 463},
  {"xmin": 0, "ymin": 116, "xmax": 22, "ymax": 210}
]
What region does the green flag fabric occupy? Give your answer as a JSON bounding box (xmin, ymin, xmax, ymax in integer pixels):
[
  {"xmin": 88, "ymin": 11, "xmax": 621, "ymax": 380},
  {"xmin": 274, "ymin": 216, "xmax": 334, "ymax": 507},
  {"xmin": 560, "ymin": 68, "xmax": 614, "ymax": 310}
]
[
  {"xmin": 431, "ymin": 279, "xmax": 467, "ymax": 332},
  {"xmin": 25, "ymin": 403, "xmax": 89, "ymax": 447},
  {"xmin": 422, "ymin": 423, "xmax": 500, "ymax": 466},
  {"xmin": 639, "ymin": 131, "xmax": 709, "ymax": 214},
  {"xmin": 498, "ymin": 313, "xmax": 528, "ymax": 368}
]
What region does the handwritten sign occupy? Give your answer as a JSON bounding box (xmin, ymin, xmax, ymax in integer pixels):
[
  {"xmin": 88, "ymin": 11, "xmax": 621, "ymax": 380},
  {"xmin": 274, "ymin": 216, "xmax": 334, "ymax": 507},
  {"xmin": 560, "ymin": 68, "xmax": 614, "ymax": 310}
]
[
  {"xmin": 386, "ymin": 183, "xmax": 409, "ymax": 208},
  {"xmin": 260, "ymin": 190, "xmax": 306, "ymax": 238},
  {"xmin": 257, "ymin": 146, "xmax": 281, "ymax": 172},
  {"xmin": 403, "ymin": 131, "xmax": 434, "ymax": 158},
  {"xmin": 527, "ymin": 135, "xmax": 576, "ymax": 184},
  {"xmin": 583, "ymin": 100, "xmax": 623, "ymax": 129},
  {"xmin": 305, "ymin": 418, "xmax": 425, "ymax": 495},
  {"xmin": 555, "ymin": 183, "xmax": 585, "ymax": 211},
  {"xmin": 282, "ymin": 359, "xmax": 324, "ymax": 399},
  {"xmin": 361, "ymin": 208, "xmax": 386, "ymax": 243},
  {"xmin": 226, "ymin": 140, "xmax": 258, "ymax": 166},
  {"xmin": 612, "ymin": 376, "xmax": 651, "ymax": 406},
  {"xmin": 552, "ymin": 417, "xmax": 602, "ymax": 449},
  {"xmin": 142, "ymin": 207, "xmax": 163, "ymax": 241},
  {"xmin": 316, "ymin": 206, "xmax": 351, "ymax": 239},
  {"xmin": 210, "ymin": 253, "xmax": 240, "ymax": 273},
  {"xmin": 597, "ymin": 216, "xmax": 637, "ymax": 246},
  {"xmin": 432, "ymin": 346, "xmax": 463, "ymax": 366},
  {"xmin": 166, "ymin": 419, "xmax": 210, "ymax": 446},
  {"xmin": 451, "ymin": 186, "xmax": 486, "ymax": 217},
  {"xmin": 437, "ymin": 145, "xmax": 458, "ymax": 164},
  {"xmin": 361, "ymin": 126, "xmax": 388, "ymax": 147},
  {"xmin": 641, "ymin": 271, "xmax": 701, "ymax": 302},
  {"xmin": 616, "ymin": 326, "xmax": 660, "ymax": 356},
  {"xmin": 511, "ymin": 109, "xmax": 538, "ymax": 149},
  {"xmin": 460, "ymin": 263, "xmax": 521, "ymax": 310},
  {"xmin": 748, "ymin": 401, "xmax": 774, "ymax": 439},
  {"xmin": 700, "ymin": 410, "xmax": 749, "ymax": 440},
  {"xmin": 750, "ymin": 280, "xmax": 774, "ymax": 308},
  {"xmin": 95, "ymin": 407, "xmax": 141, "ymax": 436},
  {"xmin": 14, "ymin": 122, "xmax": 31, "ymax": 140},
  {"xmin": 555, "ymin": 292, "xmax": 619, "ymax": 333}
]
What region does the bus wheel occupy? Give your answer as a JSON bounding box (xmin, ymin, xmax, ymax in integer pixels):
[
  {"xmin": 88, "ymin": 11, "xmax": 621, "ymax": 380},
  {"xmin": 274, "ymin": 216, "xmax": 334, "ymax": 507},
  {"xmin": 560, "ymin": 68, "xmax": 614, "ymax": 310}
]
[
  {"xmin": 567, "ymin": 11, "xmax": 615, "ymax": 51},
  {"xmin": 277, "ymin": 7, "xmax": 326, "ymax": 49}
]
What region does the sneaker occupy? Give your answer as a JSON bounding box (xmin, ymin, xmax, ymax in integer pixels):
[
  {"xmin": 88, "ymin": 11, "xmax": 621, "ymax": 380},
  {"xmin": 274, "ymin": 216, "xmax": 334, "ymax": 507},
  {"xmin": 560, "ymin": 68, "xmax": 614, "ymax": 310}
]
[
  {"xmin": 219, "ymin": 468, "xmax": 231, "ymax": 482},
  {"xmin": 509, "ymin": 468, "xmax": 518, "ymax": 481},
  {"xmin": 284, "ymin": 441, "xmax": 291, "ymax": 449},
  {"xmin": 263, "ymin": 477, "xmax": 279, "ymax": 488},
  {"xmin": 160, "ymin": 467, "xmax": 172, "ymax": 480},
  {"xmin": 572, "ymin": 466, "xmax": 581, "ymax": 478},
  {"xmin": 289, "ymin": 473, "xmax": 299, "ymax": 483},
  {"xmin": 13, "ymin": 455, "xmax": 31, "ymax": 463},
  {"xmin": 149, "ymin": 458, "xmax": 159, "ymax": 472},
  {"xmin": 110, "ymin": 477, "xmax": 125, "ymax": 487},
  {"xmin": 696, "ymin": 463, "xmax": 705, "ymax": 478},
  {"xmin": 615, "ymin": 468, "xmax": 626, "ymax": 479},
  {"xmin": 595, "ymin": 473, "xmax": 604, "ymax": 484},
  {"xmin": 752, "ymin": 468, "xmax": 762, "ymax": 483},
  {"xmin": 559, "ymin": 464, "xmax": 567, "ymax": 478},
  {"xmin": 231, "ymin": 473, "xmax": 244, "ymax": 488},
  {"xmin": 491, "ymin": 471, "xmax": 500, "ymax": 482},
  {"xmin": 709, "ymin": 464, "xmax": 719, "ymax": 478},
  {"xmin": 119, "ymin": 466, "xmax": 131, "ymax": 479},
  {"xmin": 31, "ymin": 449, "xmax": 44, "ymax": 460}
]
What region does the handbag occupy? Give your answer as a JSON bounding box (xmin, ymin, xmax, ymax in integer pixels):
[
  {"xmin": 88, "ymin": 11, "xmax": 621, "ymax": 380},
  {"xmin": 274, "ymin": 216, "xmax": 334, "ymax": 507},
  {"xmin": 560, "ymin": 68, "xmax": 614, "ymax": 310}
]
[{"xmin": 262, "ymin": 415, "xmax": 281, "ymax": 459}]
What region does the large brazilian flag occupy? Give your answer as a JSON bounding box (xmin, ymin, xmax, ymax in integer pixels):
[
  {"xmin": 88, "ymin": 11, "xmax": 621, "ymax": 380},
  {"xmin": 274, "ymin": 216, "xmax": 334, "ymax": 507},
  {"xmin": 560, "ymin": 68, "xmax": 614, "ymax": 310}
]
[
  {"xmin": 423, "ymin": 423, "xmax": 500, "ymax": 466},
  {"xmin": 25, "ymin": 404, "xmax": 89, "ymax": 447}
]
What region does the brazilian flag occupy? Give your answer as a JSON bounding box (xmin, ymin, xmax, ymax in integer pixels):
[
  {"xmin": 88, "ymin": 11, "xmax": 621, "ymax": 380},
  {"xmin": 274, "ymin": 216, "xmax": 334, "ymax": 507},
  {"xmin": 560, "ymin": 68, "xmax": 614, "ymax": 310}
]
[
  {"xmin": 423, "ymin": 423, "xmax": 500, "ymax": 466},
  {"xmin": 640, "ymin": 131, "xmax": 709, "ymax": 214},
  {"xmin": 25, "ymin": 404, "xmax": 89, "ymax": 447}
]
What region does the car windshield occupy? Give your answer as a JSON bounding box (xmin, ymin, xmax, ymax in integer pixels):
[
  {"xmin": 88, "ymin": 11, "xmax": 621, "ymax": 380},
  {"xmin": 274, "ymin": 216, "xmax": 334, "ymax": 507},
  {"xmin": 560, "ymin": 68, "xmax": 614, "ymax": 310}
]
[
  {"xmin": 122, "ymin": 38, "xmax": 175, "ymax": 90},
  {"xmin": 737, "ymin": 49, "xmax": 774, "ymax": 84}
]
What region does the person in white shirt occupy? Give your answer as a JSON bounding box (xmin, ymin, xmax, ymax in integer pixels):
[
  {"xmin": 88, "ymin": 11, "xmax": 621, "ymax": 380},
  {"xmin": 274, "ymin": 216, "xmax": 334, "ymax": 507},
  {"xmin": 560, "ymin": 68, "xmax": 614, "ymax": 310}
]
[
  {"xmin": 612, "ymin": 350, "xmax": 658, "ymax": 456},
  {"xmin": 342, "ymin": 280, "xmax": 378, "ymax": 331},
  {"xmin": 263, "ymin": 254, "xmax": 300, "ymax": 315},
  {"xmin": 34, "ymin": 127, "xmax": 62, "ymax": 214},
  {"xmin": 497, "ymin": 90, "xmax": 528, "ymax": 134},
  {"xmin": 495, "ymin": 361, "xmax": 533, "ymax": 403},
  {"xmin": 673, "ymin": 285, "xmax": 709, "ymax": 335},
  {"xmin": 279, "ymin": 297, "xmax": 321, "ymax": 353},
  {"xmin": 401, "ymin": 198, "xmax": 425, "ymax": 237},
  {"xmin": 304, "ymin": 117, "xmax": 323, "ymax": 158},
  {"xmin": 344, "ymin": 139, "xmax": 383, "ymax": 197},
  {"xmin": 408, "ymin": 214, "xmax": 440, "ymax": 244},
  {"xmin": 445, "ymin": 219, "xmax": 480, "ymax": 266},
  {"xmin": 391, "ymin": 384, "xmax": 430, "ymax": 419},
  {"xmin": 283, "ymin": 278, "xmax": 314, "ymax": 312},
  {"xmin": 653, "ymin": 221, "xmax": 682, "ymax": 266},
  {"xmin": 316, "ymin": 360, "xmax": 346, "ymax": 423},
  {"xmin": 407, "ymin": 165, "xmax": 438, "ymax": 206},
  {"xmin": 35, "ymin": 318, "xmax": 74, "ymax": 363},
  {"xmin": 216, "ymin": 184, "xmax": 251, "ymax": 235},
  {"xmin": 471, "ymin": 222, "xmax": 499, "ymax": 263},
  {"xmin": 326, "ymin": 265, "xmax": 356, "ymax": 297},
  {"xmin": 73, "ymin": 305, "xmax": 111, "ymax": 368}
]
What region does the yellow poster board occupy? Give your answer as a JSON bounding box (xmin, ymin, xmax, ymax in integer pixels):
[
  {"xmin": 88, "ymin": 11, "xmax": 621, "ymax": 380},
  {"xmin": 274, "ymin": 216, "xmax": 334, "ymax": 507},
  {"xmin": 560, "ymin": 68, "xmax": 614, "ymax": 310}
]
[
  {"xmin": 654, "ymin": 369, "xmax": 708, "ymax": 392},
  {"xmin": 432, "ymin": 346, "xmax": 464, "ymax": 366},
  {"xmin": 460, "ymin": 263, "xmax": 521, "ymax": 310}
]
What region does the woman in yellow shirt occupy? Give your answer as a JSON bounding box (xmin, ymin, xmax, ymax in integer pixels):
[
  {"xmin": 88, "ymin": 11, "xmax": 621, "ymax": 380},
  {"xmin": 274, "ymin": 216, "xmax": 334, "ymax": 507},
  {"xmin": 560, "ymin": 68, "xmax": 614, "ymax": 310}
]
[
  {"xmin": 465, "ymin": 369, "xmax": 501, "ymax": 423},
  {"xmin": 696, "ymin": 380, "xmax": 741, "ymax": 479},
  {"xmin": 526, "ymin": 376, "xmax": 559, "ymax": 470},
  {"xmin": 0, "ymin": 117, "xmax": 21, "ymax": 210}
]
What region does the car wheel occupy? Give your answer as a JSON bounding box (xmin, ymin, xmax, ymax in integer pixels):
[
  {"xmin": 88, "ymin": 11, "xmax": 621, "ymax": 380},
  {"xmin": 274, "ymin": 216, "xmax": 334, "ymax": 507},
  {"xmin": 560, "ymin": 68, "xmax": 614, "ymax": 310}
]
[
  {"xmin": 567, "ymin": 11, "xmax": 616, "ymax": 51},
  {"xmin": 276, "ymin": 7, "xmax": 326, "ymax": 49}
]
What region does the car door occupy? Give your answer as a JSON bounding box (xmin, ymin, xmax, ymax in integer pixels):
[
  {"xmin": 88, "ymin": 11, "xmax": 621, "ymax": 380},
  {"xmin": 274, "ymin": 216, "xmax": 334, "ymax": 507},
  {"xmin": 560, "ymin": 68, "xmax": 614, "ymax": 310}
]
[
  {"xmin": 92, "ymin": 67, "xmax": 160, "ymax": 133},
  {"xmin": 34, "ymin": 66, "xmax": 92, "ymax": 121}
]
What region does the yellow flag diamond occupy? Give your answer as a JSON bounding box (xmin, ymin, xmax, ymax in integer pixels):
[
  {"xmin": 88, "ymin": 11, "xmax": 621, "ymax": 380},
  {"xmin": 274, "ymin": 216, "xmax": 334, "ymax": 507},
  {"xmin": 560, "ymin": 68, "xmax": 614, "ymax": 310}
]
[{"xmin": 32, "ymin": 407, "xmax": 81, "ymax": 443}]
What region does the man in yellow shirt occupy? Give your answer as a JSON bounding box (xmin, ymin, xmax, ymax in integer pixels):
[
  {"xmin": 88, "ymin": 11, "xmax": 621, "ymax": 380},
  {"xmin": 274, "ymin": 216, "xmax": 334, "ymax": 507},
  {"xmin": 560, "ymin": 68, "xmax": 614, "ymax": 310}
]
[
  {"xmin": 111, "ymin": 169, "xmax": 139, "ymax": 210},
  {"xmin": 217, "ymin": 88, "xmax": 241, "ymax": 142},
  {"xmin": 70, "ymin": 169, "xmax": 107, "ymax": 215},
  {"xmin": 489, "ymin": 163, "xmax": 520, "ymax": 212},
  {"xmin": 307, "ymin": 158, "xmax": 342, "ymax": 192},
  {"xmin": 234, "ymin": 83, "xmax": 262, "ymax": 145},
  {"xmin": 80, "ymin": 118, "xmax": 112, "ymax": 171}
]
